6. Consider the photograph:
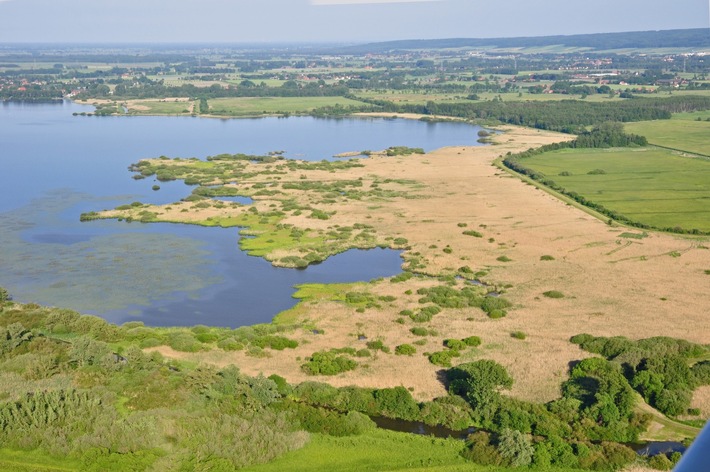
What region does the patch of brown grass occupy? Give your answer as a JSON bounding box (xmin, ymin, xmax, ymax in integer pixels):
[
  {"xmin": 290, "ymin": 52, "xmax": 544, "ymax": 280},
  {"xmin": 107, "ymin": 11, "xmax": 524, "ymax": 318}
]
[{"xmin": 137, "ymin": 122, "xmax": 710, "ymax": 405}]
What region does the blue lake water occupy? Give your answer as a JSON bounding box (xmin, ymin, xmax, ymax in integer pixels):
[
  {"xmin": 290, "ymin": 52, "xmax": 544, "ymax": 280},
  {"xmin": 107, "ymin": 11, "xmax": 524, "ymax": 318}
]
[{"xmin": 0, "ymin": 101, "xmax": 483, "ymax": 327}]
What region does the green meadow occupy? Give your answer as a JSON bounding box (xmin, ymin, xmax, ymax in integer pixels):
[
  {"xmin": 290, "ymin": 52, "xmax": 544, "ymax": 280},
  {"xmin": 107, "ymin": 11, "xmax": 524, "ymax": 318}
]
[
  {"xmin": 625, "ymin": 112, "xmax": 710, "ymax": 156},
  {"xmin": 206, "ymin": 96, "xmax": 366, "ymax": 115},
  {"xmin": 522, "ymin": 147, "xmax": 710, "ymax": 232}
]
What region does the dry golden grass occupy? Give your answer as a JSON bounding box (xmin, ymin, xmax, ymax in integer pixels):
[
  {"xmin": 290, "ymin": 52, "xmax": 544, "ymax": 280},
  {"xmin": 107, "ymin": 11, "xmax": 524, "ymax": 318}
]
[
  {"xmin": 136, "ymin": 119, "xmax": 710, "ymax": 405},
  {"xmin": 691, "ymin": 386, "xmax": 710, "ymax": 418}
]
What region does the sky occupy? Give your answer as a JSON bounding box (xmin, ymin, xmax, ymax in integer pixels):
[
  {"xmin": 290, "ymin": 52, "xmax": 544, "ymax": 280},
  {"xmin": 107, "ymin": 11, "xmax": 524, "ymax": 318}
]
[{"xmin": 0, "ymin": 0, "xmax": 707, "ymax": 44}]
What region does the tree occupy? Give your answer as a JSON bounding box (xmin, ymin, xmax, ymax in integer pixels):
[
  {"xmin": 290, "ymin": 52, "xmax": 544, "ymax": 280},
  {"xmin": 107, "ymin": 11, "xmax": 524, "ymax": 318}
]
[{"xmin": 497, "ymin": 428, "xmax": 534, "ymax": 467}]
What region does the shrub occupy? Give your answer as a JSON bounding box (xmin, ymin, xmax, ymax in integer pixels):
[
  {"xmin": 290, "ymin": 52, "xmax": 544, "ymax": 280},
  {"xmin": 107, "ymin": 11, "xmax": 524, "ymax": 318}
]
[
  {"xmin": 252, "ymin": 335, "xmax": 298, "ymax": 350},
  {"xmin": 168, "ymin": 332, "xmax": 202, "ymax": 352},
  {"xmin": 498, "ymin": 428, "xmax": 534, "ymax": 467},
  {"xmin": 540, "ymin": 255, "xmax": 555, "ymax": 261},
  {"xmin": 410, "ymin": 327, "xmax": 428, "ymax": 336},
  {"xmin": 217, "ymin": 338, "xmax": 245, "ymax": 351},
  {"xmin": 301, "ymin": 351, "xmax": 357, "ymax": 376},
  {"xmin": 462, "ymin": 431, "xmax": 503, "ymax": 466},
  {"xmin": 463, "ymin": 336, "xmax": 482, "ymax": 347},
  {"xmin": 496, "ymin": 256, "xmax": 512, "ymax": 262},
  {"xmin": 366, "ymin": 340, "xmax": 390, "ymax": 353},
  {"xmin": 429, "ymin": 350, "xmax": 460, "ymax": 367},
  {"xmin": 395, "ymin": 344, "xmax": 417, "ymax": 356},
  {"xmin": 510, "ymin": 331, "xmax": 527, "ymax": 340},
  {"xmin": 444, "ymin": 339, "xmax": 468, "ymax": 351},
  {"xmin": 692, "ymin": 360, "xmax": 710, "ymax": 385},
  {"xmin": 463, "ymin": 230, "xmax": 483, "ymax": 238},
  {"xmin": 543, "ymin": 290, "xmax": 565, "ymax": 299},
  {"xmin": 648, "ymin": 453, "xmax": 673, "ymax": 470},
  {"xmin": 355, "ymin": 349, "xmax": 371, "ymax": 357},
  {"xmin": 374, "ymin": 386, "xmax": 420, "ymax": 420}
]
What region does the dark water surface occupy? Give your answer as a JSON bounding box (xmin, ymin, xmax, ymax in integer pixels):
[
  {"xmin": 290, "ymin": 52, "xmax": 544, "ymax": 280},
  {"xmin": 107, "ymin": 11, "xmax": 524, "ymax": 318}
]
[{"xmin": 0, "ymin": 101, "xmax": 483, "ymax": 327}]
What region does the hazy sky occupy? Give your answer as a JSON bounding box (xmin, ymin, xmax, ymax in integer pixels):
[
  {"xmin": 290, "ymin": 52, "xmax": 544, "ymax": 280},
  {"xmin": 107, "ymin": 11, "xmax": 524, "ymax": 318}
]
[{"xmin": 0, "ymin": 0, "xmax": 707, "ymax": 44}]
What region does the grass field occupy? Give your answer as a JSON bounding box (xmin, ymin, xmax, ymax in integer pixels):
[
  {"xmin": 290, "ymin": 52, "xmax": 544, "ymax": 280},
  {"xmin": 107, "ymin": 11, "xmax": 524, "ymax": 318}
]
[
  {"xmin": 207, "ymin": 96, "xmax": 366, "ymax": 115},
  {"xmin": 0, "ymin": 449, "xmax": 80, "ymax": 471},
  {"xmin": 625, "ymin": 112, "xmax": 710, "ymax": 156},
  {"xmin": 126, "ymin": 98, "xmax": 194, "ymax": 115},
  {"xmin": 522, "ymin": 147, "xmax": 710, "ymax": 232},
  {"xmin": 242, "ymin": 430, "xmax": 592, "ymax": 472}
]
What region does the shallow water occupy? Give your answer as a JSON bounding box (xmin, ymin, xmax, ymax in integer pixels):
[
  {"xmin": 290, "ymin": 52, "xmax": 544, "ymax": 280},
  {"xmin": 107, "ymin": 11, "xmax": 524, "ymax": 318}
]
[{"xmin": 0, "ymin": 101, "xmax": 483, "ymax": 327}]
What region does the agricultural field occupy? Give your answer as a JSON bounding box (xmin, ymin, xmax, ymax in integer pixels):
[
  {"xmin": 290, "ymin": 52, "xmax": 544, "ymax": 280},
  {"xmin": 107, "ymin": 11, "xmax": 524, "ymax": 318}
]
[
  {"xmin": 520, "ymin": 147, "xmax": 710, "ymax": 232},
  {"xmin": 625, "ymin": 111, "xmax": 710, "ymax": 155},
  {"xmin": 123, "ymin": 98, "xmax": 195, "ymax": 115},
  {"xmin": 206, "ymin": 96, "xmax": 367, "ymax": 115}
]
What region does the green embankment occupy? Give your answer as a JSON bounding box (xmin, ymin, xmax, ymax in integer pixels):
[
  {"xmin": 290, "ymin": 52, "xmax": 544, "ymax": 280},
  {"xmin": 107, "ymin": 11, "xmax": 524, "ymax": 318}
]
[{"xmin": 521, "ymin": 147, "xmax": 710, "ymax": 232}]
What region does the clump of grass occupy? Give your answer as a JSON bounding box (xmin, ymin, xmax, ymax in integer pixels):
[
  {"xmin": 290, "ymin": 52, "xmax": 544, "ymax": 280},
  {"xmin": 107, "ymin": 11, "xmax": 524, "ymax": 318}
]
[
  {"xmin": 463, "ymin": 230, "xmax": 483, "ymax": 238},
  {"xmin": 410, "ymin": 327, "xmax": 429, "ymax": 337},
  {"xmin": 543, "ymin": 290, "xmax": 565, "ymax": 299},
  {"xmin": 704, "ymin": 270, "xmax": 710, "ymax": 275},
  {"xmin": 510, "ymin": 331, "xmax": 527, "ymax": 340},
  {"xmin": 540, "ymin": 255, "xmax": 555, "ymax": 261},
  {"xmin": 496, "ymin": 255, "xmax": 512, "ymax": 262}
]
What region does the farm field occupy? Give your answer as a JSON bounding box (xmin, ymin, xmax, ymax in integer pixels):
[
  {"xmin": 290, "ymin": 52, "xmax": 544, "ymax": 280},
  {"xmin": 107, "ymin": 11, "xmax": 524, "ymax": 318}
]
[
  {"xmin": 124, "ymin": 98, "xmax": 195, "ymax": 115},
  {"xmin": 625, "ymin": 112, "xmax": 710, "ymax": 156},
  {"xmin": 521, "ymin": 147, "xmax": 710, "ymax": 232},
  {"xmin": 206, "ymin": 96, "xmax": 366, "ymax": 115}
]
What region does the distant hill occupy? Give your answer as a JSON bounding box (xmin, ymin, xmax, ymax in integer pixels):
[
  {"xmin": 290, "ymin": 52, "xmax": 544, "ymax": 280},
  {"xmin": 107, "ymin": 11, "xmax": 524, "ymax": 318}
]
[{"xmin": 338, "ymin": 28, "xmax": 710, "ymax": 54}]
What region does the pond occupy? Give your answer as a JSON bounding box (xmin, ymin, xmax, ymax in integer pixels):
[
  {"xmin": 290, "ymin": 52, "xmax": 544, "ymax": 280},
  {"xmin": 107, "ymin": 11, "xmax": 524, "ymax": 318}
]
[{"xmin": 0, "ymin": 101, "xmax": 484, "ymax": 327}]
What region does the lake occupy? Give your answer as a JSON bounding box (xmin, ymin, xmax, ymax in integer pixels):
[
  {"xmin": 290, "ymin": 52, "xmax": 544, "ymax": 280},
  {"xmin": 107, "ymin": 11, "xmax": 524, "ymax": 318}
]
[{"xmin": 0, "ymin": 101, "xmax": 484, "ymax": 327}]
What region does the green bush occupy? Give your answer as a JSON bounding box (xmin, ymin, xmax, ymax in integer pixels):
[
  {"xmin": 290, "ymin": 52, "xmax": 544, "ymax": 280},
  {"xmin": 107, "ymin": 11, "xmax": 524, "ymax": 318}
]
[
  {"xmin": 648, "ymin": 453, "xmax": 673, "ymax": 470},
  {"xmin": 510, "ymin": 331, "xmax": 527, "ymax": 340},
  {"xmin": 444, "ymin": 339, "xmax": 468, "ymax": 351},
  {"xmin": 217, "ymin": 337, "xmax": 245, "ymax": 351},
  {"xmin": 168, "ymin": 332, "xmax": 202, "ymax": 352},
  {"xmin": 497, "ymin": 428, "xmax": 534, "ymax": 467},
  {"xmin": 429, "ymin": 349, "xmax": 460, "ymax": 367},
  {"xmin": 366, "ymin": 340, "xmax": 390, "ymax": 353},
  {"xmin": 395, "ymin": 344, "xmax": 417, "ymax": 356},
  {"xmin": 463, "ymin": 336, "xmax": 482, "ymax": 347},
  {"xmin": 301, "ymin": 351, "xmax": 357, "ymax": 376},
  {"xmin": 252, "ymin": 335, "xmax": 298, "ymax": 350},
  {"xmin": 410, "ymin": 327, "xmax": 428, "ymax": 336},
  {"xmin": 462, "ymin": 431, "xmax": 503, "ymax": 466},
  {"xmin": 543, "ymin": 290, "xmax": 565, "ymax": 299},
  {"xmin": 463, "ymin": 230, "xmax": 483, "ymax": 238},
  {"xmin": 374, "ymin": 386, "xmax": 420, "ymax": 420},
  {"xmin": 540, "ymin": 255, "xmax": 555, "ymax": 261}
]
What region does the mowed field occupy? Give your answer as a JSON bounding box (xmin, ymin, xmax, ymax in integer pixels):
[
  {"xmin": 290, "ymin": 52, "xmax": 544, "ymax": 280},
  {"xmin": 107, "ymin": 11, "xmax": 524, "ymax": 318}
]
[
  {"xmin": 625, "ymin": 111, "xmax": 710, "ymax": 156},
  {"xmin": 522, "ymin": 147, "xmax": 710, "ymax": 232},
  {"xmin": 207, "ymin": 96, "xmax": 366, "ymax": 115}
]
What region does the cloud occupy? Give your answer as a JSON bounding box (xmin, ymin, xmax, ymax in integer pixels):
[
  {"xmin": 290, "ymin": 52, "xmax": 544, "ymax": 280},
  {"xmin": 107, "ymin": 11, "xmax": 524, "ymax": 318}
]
[{"xmin": 312, "ymin": 0, "xmax": 439, "ymax": 5}]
